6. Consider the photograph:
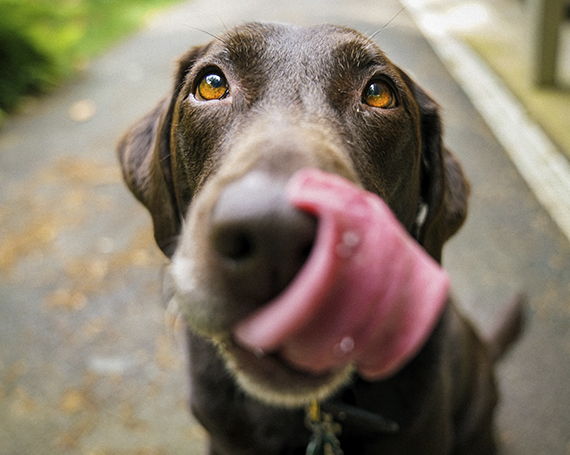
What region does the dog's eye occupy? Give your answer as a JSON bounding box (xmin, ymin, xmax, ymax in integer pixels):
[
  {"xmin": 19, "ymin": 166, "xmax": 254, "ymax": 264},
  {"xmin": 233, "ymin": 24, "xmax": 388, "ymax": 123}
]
[
  {"xmin": 196, "ymin": 73, "xmax": 229, "ymax": 101},
  {"xmin": 363, "ymin": 81, "xmax": 396, "ymax": 109}
]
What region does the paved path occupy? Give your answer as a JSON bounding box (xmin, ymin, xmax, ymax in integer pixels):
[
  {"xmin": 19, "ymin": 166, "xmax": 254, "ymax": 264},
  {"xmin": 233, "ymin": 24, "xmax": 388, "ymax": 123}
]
[{"xmin": 1, "ymin": 0, "xmax": 569, "ymax": 454}]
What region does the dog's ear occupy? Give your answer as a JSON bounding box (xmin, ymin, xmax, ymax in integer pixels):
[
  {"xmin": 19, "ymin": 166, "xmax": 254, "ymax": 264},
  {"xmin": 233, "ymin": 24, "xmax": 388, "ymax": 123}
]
[
  {"xmin": 117, "ymin": 45, "xmax": 208, "ymax": 257},
  {"xmin": 408, "ymin": 80, "xmax": 470, "ymax": 262}
]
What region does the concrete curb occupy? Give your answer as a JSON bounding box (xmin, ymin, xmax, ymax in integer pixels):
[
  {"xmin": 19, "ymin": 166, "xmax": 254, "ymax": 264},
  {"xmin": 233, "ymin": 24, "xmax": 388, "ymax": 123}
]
[{"xmin": 404, "ymin": 0, "xmax": 570, "ymax": 243}]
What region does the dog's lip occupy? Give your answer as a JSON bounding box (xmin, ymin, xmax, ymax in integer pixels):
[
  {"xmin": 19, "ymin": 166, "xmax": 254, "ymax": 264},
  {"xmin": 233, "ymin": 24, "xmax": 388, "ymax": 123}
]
[
  {"xmin": 222, "ymin": 335, "xmax": 344, "ymax": 381},
  {"xmin": 218, "ymin": 335, "xmax": 356, "ymax": 407}
]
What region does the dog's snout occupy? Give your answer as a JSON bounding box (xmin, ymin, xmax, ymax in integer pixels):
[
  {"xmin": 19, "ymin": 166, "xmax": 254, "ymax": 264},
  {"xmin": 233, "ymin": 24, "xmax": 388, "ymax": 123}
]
[{"xmin": 209, "ymin": 172, "xmax": 317, "ymax": 304}]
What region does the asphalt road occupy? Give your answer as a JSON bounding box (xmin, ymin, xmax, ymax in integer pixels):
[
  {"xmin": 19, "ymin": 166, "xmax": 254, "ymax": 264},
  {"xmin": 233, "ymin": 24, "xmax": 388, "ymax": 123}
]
[{"xmin": 1, "ymin": 0, "xmax": 569, "ymax": 454}]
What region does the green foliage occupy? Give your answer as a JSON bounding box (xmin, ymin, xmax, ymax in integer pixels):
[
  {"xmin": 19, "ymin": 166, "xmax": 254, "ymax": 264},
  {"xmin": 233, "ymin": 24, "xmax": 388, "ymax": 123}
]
[{"xmin": 0, "ymin": 0, "xmax": 183, "ymax": 117}]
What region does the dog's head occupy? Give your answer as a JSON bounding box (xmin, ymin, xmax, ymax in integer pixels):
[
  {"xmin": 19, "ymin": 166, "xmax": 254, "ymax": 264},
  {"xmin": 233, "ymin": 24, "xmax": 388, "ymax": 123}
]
[{"xmin": 118, "ymin": 23, "xmax": 469, "ymax": 407}]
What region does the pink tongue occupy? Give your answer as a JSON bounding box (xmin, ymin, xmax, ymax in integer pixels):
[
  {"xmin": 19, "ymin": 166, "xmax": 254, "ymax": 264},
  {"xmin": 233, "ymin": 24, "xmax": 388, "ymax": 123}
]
[{"xmin": 233, "ymin": 168, "xmax": 449, "ymax": 380}]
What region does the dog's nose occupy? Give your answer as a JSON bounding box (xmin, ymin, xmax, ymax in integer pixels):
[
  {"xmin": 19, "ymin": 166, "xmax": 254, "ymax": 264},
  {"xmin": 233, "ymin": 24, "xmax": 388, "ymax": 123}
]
[{"xmin": 210, "ymin": 172, "xmax": 317, "ymax": 305}]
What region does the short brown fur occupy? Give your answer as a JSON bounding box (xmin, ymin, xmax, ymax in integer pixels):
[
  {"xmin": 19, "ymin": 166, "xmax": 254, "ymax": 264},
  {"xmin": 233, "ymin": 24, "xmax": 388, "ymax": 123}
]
[{"xmin": 118, "ymin": 23, "xmax": 522, "ymax": 455}]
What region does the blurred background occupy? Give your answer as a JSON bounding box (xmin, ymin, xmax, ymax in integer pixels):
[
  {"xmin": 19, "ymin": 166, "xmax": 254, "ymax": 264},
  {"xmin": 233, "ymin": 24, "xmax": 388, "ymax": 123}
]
[{"xmin": 0, "ymin": 0, "xmax": 569, "ymax": 454}]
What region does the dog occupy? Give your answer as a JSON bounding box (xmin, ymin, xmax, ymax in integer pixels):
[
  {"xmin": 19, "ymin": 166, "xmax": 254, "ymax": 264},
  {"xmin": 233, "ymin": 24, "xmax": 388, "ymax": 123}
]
[{"xmin": 118, "ymin": 22, "xmax": 522, "ymax": 455}]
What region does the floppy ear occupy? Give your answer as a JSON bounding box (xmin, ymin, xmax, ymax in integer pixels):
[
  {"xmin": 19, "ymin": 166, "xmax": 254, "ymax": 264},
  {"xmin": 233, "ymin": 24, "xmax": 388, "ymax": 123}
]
[
  {"xmin": 410, "ymin": 81, "xmax": 470, "ymax": 262},
  {"xmin": 117, "ymin": 45, "xmax": 208, "ymax": 257}
]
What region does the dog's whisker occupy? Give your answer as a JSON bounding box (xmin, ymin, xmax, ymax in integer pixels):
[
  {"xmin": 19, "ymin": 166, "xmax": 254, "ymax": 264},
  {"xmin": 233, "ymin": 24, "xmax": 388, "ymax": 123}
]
[
  {"xmin": 368, "ymin": 7, "xmax": 406, "ymax": 41},
  {"xmin": 382, "ymin": 7, "xmax": 406, "ymax": 31},
  {"xmin": 368, "ymin": 28, "xmax": 384, "ymax": 41},
  {"xmin": 183, "ymin": 24, "xmax": 225, "ymax": 43},
  {"xmin": 220, "ymin": 18, "xmax": 229, "ymax": 33}
]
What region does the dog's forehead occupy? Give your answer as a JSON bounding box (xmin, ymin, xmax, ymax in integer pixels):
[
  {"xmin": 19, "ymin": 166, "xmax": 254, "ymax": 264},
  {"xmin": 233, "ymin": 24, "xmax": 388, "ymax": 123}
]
[{"xmin": 211, "ymin": 23, "xmax": 390, "ymax": 73}]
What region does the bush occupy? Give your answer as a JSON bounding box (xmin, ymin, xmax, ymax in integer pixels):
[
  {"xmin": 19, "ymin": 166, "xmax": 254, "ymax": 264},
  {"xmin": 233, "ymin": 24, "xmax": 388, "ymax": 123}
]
[
  {"xmin": 0, "ymin": 0, "xmax": 182, "ymax": 118},
  {"xmin": 0, "ymin": 1, "xmax": 67, "ymax": 114}
]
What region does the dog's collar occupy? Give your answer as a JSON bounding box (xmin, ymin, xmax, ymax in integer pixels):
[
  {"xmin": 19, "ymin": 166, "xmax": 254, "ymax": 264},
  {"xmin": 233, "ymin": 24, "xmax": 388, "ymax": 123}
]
[
  {"xmin": 321, "ymin": 401, "xmax": 400, "ymax": 436},
  {"xmin": 304, "ymin": 399, "xmax": 399, "ymax": 454}
]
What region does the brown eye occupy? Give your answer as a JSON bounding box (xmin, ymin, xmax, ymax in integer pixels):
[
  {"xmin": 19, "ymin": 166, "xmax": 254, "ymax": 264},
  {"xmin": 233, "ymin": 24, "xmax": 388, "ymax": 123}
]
[
  {"xmin": 363, "ymin": 81, "xmax": 396, "ymax": 109},
  {"xmin": 196, "ymin": 73, "xmax": 229, "ymax": 101}
]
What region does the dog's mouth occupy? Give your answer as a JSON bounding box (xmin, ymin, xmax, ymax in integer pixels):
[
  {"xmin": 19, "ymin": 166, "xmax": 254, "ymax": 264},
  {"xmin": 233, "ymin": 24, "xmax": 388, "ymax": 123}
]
[
  {"xmin": 212, "ymin": 334, "xmax": 356, "ymax": 408},
  {"xmin": 232, "ymin": 169, "xmax": 449, "ymax": 383},
  {"xmin": 173, "ymin": 168, "xmax": 449, "ymax": 407}
]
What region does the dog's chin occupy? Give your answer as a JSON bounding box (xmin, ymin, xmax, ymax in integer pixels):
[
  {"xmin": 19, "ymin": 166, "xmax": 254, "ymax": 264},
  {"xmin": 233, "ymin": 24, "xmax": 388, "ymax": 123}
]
[{"xmin": 211, "ymin": 336, "xmax": 355, "ymax": 408}]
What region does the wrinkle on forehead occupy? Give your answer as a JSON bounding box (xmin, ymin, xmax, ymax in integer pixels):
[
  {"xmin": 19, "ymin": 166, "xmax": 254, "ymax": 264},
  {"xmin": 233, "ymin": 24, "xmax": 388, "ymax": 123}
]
[
  {"xmin": 209, "ymin": 24, "xmax": 381, "ymax": 113},
  {"xmin": 332, "ymin": 40, "xmax": 390, "ymax": 70},
  {"xmin": 215, "ymin": 23, "xmax": 383, "ymax": 73}
]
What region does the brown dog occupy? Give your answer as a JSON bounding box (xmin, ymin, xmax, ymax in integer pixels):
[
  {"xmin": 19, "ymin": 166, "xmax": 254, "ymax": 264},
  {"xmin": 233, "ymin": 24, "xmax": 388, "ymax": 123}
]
[{"xmin": 118, "ymin": 23, "xmax": 521, "ymax": 455}]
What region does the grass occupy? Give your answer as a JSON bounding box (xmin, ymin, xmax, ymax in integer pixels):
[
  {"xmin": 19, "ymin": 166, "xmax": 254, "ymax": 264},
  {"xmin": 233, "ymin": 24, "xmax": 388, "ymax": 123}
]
[
  {"xmin": 466, "ymin": 35, "xmax": 570, "ymax": 160},
  {"xmin": 0, "ymin": 0, "xmax": 185, "ymax": 121}
]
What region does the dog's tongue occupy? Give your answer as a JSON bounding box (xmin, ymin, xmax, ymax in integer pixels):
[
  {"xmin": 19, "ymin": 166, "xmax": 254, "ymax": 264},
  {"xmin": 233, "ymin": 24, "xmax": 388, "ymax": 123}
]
[{"xmin": 233, "ymin": 169, "xmax": 449, "ymax": 380}]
